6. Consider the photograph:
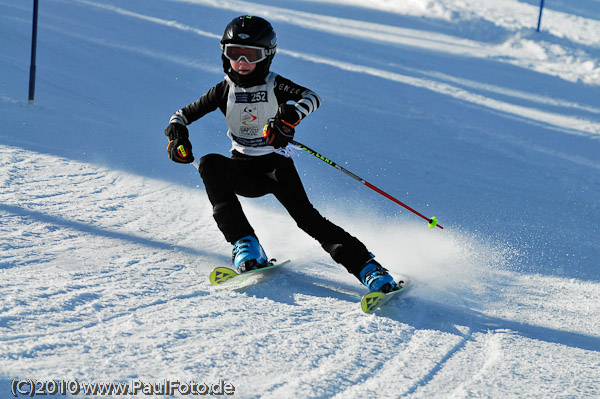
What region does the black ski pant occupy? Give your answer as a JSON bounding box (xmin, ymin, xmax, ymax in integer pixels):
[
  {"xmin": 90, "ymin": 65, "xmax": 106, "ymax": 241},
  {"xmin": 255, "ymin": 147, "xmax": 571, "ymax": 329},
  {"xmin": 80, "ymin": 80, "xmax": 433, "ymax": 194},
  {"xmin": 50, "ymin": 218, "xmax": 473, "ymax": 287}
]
[{"xmin": 198, "ymin": 151, "xmax": 372, "ymax": 278}]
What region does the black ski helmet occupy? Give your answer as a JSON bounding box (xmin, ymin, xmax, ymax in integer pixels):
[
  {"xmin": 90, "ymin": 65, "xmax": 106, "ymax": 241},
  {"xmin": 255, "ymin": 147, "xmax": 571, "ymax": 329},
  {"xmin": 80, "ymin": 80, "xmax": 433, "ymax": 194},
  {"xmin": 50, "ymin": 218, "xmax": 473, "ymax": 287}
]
[{"xmin": 220, "ymin": 15, "xmax": 277, "ymax": 87}]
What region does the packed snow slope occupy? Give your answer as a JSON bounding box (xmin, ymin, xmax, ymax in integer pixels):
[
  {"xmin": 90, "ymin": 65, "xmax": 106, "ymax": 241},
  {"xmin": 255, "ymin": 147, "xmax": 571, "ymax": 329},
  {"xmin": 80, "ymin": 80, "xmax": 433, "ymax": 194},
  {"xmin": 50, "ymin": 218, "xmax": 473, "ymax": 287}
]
[{"xmin": 1, "ymin": 0, "xmax": 599, "ymax": 398}]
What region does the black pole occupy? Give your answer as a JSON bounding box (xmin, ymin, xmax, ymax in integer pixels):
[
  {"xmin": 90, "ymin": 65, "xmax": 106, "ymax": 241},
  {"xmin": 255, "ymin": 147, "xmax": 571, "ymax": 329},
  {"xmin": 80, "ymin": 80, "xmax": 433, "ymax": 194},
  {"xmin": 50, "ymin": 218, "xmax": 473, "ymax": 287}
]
[
  {"xmin": 28, "ymin": 0, "xmax": 39, "ymax": 104},
  {"xmin": 536, "ymin": 0, "xmax": 545, "ymax": 32}
]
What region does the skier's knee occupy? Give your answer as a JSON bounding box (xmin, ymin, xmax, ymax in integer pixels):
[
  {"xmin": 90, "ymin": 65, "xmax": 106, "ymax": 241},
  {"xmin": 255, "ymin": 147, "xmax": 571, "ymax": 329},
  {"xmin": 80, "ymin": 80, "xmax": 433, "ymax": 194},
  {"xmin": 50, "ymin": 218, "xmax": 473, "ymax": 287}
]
[{"xmin": 198, "ymin": 153, "xmax": 226, "ymax": 177}]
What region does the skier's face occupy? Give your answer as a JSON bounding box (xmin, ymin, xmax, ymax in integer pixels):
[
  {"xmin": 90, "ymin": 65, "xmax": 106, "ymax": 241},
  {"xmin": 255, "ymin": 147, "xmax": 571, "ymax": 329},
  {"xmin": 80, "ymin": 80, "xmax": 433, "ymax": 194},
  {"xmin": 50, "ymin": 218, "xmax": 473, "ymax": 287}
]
[{"xmin": 230, "ymin": 59, "xmax": 256, "ymax": 75}]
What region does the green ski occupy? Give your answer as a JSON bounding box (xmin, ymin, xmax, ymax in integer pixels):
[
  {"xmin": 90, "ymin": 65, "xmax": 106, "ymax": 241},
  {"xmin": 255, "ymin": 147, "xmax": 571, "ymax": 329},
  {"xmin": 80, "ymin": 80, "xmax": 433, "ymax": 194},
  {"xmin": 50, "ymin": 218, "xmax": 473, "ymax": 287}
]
[
  {"xmin": 360, "ymin": 279, "xmax": 411, "ymax": 313},
  {"xmin": 209, "ymin": 260, "xmax": 290, "ymax": 287}
]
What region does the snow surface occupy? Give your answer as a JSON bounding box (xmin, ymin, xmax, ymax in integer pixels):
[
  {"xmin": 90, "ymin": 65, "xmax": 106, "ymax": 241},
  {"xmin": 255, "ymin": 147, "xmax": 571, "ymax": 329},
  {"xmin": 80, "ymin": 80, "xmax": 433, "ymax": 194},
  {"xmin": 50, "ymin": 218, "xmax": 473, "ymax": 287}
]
[{"xmin": 1, "ymin": 0, "xmax": 599, "ymax": 397}]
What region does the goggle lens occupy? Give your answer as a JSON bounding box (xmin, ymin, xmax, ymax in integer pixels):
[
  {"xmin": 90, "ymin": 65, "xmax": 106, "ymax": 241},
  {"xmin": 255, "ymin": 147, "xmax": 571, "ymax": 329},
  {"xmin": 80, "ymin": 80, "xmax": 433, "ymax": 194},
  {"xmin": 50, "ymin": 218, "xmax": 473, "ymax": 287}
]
[{"xmin": 224, "ymin": 45, "xmax": 267, "ymax": 64}]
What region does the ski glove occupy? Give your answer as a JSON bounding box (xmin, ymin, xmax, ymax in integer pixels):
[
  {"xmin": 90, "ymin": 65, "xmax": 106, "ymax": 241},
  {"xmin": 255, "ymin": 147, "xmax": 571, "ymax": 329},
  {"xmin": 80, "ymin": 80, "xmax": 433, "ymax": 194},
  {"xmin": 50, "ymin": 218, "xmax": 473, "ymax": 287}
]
[
  {"xmin": 167, "ymin": 137, "xmax": 194, "ymax": 163},
  {"xmin": 263, "ymin": 104, "xmax": 301, "ymax": 149},
  {"xmin": 165, "ymin": 123, "xmax": 194, "ymax": 163},
  {"xmin": 164, "ymin": 122, "xmax": 189, "ymax": 141}
]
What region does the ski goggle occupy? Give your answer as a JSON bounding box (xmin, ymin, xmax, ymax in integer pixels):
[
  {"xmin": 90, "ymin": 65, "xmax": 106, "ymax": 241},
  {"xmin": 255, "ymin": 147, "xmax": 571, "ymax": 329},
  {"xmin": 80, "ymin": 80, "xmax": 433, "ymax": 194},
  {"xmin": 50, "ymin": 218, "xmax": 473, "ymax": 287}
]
[{"xmin": 222, "ymin": 44, "xmax": 274, "ymax": 64}]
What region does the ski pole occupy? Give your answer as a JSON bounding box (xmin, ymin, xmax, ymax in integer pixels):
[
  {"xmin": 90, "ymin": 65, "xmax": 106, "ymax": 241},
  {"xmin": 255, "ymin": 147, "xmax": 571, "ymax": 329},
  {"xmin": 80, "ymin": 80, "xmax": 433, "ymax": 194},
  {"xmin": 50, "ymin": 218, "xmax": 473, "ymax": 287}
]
[{"xmin": 290, "ymin": 140, "xmax": 443, "ymax": 230}]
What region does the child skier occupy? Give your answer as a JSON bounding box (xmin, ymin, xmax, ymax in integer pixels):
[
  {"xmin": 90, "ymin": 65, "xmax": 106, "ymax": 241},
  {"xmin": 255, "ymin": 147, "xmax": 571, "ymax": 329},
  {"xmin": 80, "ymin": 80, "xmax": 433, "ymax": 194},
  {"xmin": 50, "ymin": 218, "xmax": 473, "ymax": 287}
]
[{"xmin": 165, "ymin": 15, "xmax": 398, "ymax": 293}]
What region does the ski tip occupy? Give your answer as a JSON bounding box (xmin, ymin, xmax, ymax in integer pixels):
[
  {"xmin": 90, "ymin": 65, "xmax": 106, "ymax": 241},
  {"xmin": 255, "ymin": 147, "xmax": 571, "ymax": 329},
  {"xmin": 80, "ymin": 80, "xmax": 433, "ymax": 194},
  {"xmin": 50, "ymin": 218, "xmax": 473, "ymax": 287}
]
[
  {"xmin": 209, "ymin": 267, "xmax": 238, "ymax": 286},
  {"xmin": 208, "ymin": 260, "xmax": 291, "ymax": 288},
  {"xmin": 360, "ymin": 278, "xmax": 412, "ymax": 313},
  {"xmin": 361, "ymin": 291, "xmax": 385, "ymax": 313}
]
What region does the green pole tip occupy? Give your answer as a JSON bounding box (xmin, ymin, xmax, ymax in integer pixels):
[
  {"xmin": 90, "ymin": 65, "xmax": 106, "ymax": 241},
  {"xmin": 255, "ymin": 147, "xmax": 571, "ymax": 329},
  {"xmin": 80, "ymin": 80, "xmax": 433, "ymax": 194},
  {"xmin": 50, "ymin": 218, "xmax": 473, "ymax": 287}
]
[{"xmin": 428, "ymin": 216, "xmax": 438, "ymax": 228}]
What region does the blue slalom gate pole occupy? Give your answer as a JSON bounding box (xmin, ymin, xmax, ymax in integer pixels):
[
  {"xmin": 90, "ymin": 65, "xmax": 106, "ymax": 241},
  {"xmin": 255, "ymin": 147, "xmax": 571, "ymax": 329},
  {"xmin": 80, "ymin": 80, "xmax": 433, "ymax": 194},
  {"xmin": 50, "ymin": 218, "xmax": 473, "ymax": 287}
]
[
  {"xmin": 28, "ymin": 0, "xmax": 39, "ymax": 104},
  {"xmin": 536, "ymin": 0, "xmax": 545, "ymax": 32}
]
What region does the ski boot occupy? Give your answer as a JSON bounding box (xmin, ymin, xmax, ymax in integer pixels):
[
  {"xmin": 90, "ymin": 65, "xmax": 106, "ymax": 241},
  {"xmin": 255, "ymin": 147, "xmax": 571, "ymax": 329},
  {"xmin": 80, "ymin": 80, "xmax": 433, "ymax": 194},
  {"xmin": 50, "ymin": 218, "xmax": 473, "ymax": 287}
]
[
  {"xmin": 359, "ymin": 257, "xmax": 398, "ymax": 293},
  {"xmin": 232, "ymin": 235, "xmax": 269, "ymax": 273}
]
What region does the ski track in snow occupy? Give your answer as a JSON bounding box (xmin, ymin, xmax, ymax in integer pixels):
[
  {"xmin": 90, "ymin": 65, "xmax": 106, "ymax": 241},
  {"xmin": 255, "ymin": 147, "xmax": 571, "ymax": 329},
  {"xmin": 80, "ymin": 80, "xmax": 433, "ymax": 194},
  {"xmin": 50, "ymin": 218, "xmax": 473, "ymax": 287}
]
[
  {"xmin": 74, "ymin": 0, "xmax": 600, "ymax": 138},
  {"xmin": 168, "ymin": 0, "xmax": 600, "ymax": 84},
  {"xmin": 1, "ymin": 146, "xmax": 598, "ymax": 398},
  {"xmin": 1, "ymin": 0, "xmax": 600, "ymax": 398}
]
